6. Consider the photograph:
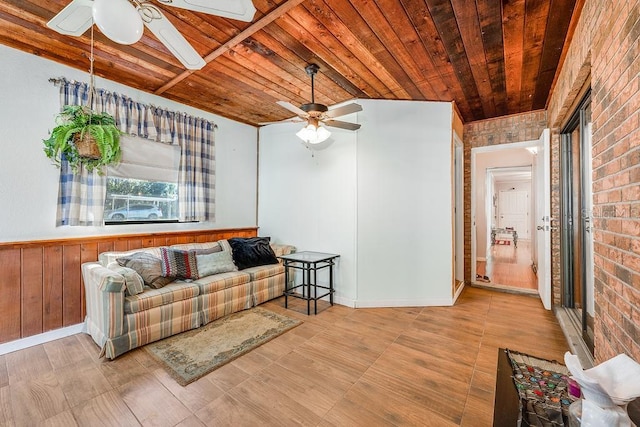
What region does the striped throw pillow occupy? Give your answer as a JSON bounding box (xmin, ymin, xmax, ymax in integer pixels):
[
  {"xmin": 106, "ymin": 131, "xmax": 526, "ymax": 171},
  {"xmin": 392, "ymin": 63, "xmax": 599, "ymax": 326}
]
[{"xmin": 159, "ymin": 247, "xmax": 199, "ymax": 280}]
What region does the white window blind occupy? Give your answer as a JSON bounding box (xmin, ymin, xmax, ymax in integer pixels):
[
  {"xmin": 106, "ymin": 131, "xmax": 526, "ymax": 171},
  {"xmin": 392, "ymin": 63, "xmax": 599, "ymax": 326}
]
[{"xmin": 107, "ymin": 135, "xmax": 180, "ymax": 182}]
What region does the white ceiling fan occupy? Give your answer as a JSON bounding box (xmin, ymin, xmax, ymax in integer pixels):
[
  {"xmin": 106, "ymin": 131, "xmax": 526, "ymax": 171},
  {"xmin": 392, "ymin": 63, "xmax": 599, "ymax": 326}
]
[{"xmin": 47, "ymin": 0, "xmax": 256, "ymax": 70}]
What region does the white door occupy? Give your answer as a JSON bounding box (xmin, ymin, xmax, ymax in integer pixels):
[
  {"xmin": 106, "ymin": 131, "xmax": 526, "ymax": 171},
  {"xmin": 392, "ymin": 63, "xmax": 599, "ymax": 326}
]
[
  {"xmin": 536, "ymin": 129, "xmax": 551, "ymax": 309},
  {"xmin": 498, "ymin": 190, "xmax": 529, "ymax": 238}
]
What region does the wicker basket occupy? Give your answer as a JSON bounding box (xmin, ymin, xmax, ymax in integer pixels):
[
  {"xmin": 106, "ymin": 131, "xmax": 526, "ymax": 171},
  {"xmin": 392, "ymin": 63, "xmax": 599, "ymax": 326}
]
[{"xmin": 74, "ymin": 132, "xmax": 101, "ymax": 159}]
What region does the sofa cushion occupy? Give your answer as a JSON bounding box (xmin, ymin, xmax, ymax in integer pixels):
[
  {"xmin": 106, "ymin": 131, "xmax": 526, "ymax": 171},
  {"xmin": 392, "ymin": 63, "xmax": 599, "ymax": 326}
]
[
  {"xmin": 170, "ymin": 241, "xmax": 222, "ymax": 252},
  {"xmin": 124, "ymin": 281, "xmax": 201, "ymax": 314},
  {"xmin": 160, "ymin": 247, "xmax": 199, "ymax": 280},
  {"xmin": 107, "ymin": 264, "xmax": 145, "ymax": 296},
  {"xmin": 194, "ymin": 271, "xmax": 251, "ymax": 294},
  {"xmin": 196, "ymin": 250, "xmax": 237, "ymax": 277},
  {"xmin": 241, "ymin": 264, "xmax": 285, "ymax": 281},
  {"xmin": 99, "ymin": 247, "xmax": 162, "ymax": 267},
  {"xmin": 228, "ymin": 237, "xmax": 279, "ymax": 270},
  {"xmin": 117, "ymin": 252, "xmax": 174, "ymax": 289},
  {"xmin": 270, "ymin": 243, "xmax": 297, "ymax": 258}
]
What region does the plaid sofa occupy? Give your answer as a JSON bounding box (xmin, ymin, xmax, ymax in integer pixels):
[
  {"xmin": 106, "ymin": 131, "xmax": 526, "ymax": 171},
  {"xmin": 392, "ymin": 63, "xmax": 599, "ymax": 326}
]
[{"xmin": 81, "ymin": 241, "xmax": 295, "ymax": 359}]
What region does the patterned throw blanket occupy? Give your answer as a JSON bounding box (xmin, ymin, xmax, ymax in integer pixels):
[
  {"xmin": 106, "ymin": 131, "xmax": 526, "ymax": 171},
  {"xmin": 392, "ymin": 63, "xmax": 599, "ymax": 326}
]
[{"xmin": 507, "ymin": 349, "xmax": 577, "ymax": 427}]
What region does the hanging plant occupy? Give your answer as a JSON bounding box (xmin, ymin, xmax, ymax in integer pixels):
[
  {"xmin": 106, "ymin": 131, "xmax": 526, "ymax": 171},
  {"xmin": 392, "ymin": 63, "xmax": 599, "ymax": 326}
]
[
  {"xmin": 43, "ymin": 22, "xmax": 122, "ymax": 174},
  {"xmin": 43, "ymin": 105, "xmax": 122, "ymax": 173}
]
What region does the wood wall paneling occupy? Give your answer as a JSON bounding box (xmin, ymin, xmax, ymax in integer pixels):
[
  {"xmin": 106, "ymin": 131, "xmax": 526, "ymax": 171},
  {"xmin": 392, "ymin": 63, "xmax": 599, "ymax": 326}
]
[
  {"xmin": 62, "ymin": 245, "xmax": 82, "ymax": 327},
  {"xmin": 0, "ymin": 249, "xmax": 21, "ymax": 343},
  {"xmin": 0, "ymin": 228, "xmax": 257, "ymax": 344},
  {"xmin": 43, "ymin": 246, "xmax": 63, "ymax": 332},
  {"xmin": 21, "ymin": 247, "xmax": 43, "ymax": 337}
]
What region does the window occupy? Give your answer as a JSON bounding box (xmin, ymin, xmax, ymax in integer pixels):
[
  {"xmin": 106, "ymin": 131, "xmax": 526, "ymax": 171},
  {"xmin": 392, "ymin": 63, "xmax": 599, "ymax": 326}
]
[
  {"xmin": 105, "ymin": 178, "xmax": 177, "ymax": 222},
  {"xmin": 105, "ymin": 135, "xmax": 181, "ymax": 224}
]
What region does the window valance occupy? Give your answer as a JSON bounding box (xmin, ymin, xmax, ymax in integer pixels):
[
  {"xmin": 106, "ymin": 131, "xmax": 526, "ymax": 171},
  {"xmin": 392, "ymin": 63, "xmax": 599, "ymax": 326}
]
[{"xmin": 49, "ymin": 77, "xmax": 217, "ymax": 145}]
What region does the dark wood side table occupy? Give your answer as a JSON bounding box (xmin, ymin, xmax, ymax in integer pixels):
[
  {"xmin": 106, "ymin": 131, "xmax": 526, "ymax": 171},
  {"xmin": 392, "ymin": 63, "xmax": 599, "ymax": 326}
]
[{"xmin": 279, "ymin": 251, "xmax": 339, "ymax": 315}]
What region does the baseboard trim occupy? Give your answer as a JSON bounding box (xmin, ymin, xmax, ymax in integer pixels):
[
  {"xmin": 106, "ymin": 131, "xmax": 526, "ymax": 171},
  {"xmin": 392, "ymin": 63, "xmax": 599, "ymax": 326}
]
[
  {"xmin": 0, "ymin": 323, "xmax": 84, "ymax": 356},
  {"xmin": 453, "ymin": 282, "xmax": 465, "ymax": 303},
  {"xmin": 334, "ymin": 295, "xmax": 356, "ymax": 308},
  {"xmin": 470, "ymin": 282, "xmax": 539, "ymax": 297},
  {"xmin": 355, "ymin": 297, "xmax": 453, "ymax": 308}
]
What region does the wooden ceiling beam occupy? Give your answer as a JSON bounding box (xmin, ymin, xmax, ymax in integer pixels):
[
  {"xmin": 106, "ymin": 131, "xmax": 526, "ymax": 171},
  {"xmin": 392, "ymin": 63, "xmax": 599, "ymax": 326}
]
[{"xmin": 154, "ymin": 0, "xmax": 307, "ymax": 95}]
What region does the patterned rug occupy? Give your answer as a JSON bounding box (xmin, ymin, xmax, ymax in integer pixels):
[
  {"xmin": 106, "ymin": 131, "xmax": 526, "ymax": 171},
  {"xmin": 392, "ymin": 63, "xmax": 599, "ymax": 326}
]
[{"xmin": 145, "ymin": 307, "xmax": 302, "ymax": 386}]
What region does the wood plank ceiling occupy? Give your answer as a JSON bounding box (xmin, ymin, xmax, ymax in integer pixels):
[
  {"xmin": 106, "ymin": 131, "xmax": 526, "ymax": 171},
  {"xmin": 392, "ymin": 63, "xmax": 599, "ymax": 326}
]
[{"xmin": 0, "ymin": 0, "xmax": 577, "ymax": 126}]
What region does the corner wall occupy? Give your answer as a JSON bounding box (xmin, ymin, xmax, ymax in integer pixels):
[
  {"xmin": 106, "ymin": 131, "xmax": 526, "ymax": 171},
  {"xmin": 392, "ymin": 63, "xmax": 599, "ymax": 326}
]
[
  {"xmin": 258, "ymin": 99, "xmax": 455, "ymax": 307},
  {"xmin": 547, "ymin": 0, "xmax": 640, "ymax": 362}
]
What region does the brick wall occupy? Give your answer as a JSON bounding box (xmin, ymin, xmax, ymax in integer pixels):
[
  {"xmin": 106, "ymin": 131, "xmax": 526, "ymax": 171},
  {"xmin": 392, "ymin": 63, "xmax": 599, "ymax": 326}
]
[
  {"xmin": 547, "ymin": 0, "xmax": 640, "ymax": 363},
  {"xmin": 462, "ymin": 111, "xmax": 547, "ymax": 285}
]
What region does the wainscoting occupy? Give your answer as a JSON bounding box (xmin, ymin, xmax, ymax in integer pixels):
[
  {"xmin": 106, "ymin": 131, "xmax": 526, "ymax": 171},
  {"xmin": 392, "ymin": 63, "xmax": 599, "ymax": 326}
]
[{"xmin": 0, "ymin": 227, "xmax": 257, "ymax": 344}]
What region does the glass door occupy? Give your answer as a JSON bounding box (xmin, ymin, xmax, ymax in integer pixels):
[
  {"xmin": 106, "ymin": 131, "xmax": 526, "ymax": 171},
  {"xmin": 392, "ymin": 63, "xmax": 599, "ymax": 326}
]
[{"xmin": 560, "ymin": 90, "xmax": 594, "ymax": 354}]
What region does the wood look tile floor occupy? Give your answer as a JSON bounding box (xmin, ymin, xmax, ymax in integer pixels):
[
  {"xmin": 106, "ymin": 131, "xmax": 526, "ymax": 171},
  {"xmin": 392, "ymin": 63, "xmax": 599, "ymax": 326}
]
[
  {"xmin": 477, "ymin": 240, "xmax": 538, "ymax": 291},
  {"xmin": 0, "ymin": 287, "xmax": 569, "ymax": 426}
]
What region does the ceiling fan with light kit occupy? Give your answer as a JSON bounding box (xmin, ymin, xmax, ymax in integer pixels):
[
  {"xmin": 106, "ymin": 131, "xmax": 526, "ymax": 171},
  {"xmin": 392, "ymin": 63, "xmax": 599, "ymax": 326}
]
[
  {"xmin": 46, "ymin": 0, "xmax": 256, "ymax": 70},
  {"xmin": 275, "ymin": 64, "xmax": 362, "ymax": 145}
]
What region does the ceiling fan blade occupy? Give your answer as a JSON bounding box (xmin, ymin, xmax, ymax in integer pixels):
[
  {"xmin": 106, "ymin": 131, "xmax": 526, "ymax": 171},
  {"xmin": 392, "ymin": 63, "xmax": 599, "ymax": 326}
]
[
  {"xmin": 46, "ymin": 0, "xmax": 94, "ymax": 36},
  {"xmin": 142, "ymin": 10, "xmax": 206, "ymax": 70},
  {"xmin": 323, "ymin": 120, "xmax": 361, "ymax": 131},
  {"xmin": 162, "ymin": 0, "xmax": 256, "ymax": 22},
  {"xmin": 276, "ymin": 101, "xmax": 308, "ymax": 118},
  {"xmin": 325, "ymin": 103, "xmax": 363, "ymax": 119},
  {"xmin": 258, "ymin": 117, "xmax": 305, "ymax": 126}
]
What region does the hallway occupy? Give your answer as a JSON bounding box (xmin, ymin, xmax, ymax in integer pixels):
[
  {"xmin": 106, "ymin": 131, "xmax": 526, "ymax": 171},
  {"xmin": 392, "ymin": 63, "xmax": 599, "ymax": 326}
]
[{"xmin": 476, "ymin": 240, "xmax": 538, "ymax": 292}]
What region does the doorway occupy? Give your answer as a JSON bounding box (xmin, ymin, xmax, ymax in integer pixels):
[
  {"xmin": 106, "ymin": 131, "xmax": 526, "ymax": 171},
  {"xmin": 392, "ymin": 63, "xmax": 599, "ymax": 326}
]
[
  {"xmin": 471, "ymin": 145, "xmax": 539, "ymax": 294},
  {"xmin": 479, "ymin": 166, "xmax": 535, "ymax": 291},
  {"xmin": 560, "ymin": 90, "xmax": 594, "ymax": 355}
]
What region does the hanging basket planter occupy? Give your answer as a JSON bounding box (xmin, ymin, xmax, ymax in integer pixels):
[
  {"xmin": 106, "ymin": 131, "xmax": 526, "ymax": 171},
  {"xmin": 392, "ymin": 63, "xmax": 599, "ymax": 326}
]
[
  {"xmin": 74, "ymin": 131, "xmax": 102, "ymax": 159},
  {"xmin": 43, "ymin": 105, "xmax": 122, "ymax": 174}
]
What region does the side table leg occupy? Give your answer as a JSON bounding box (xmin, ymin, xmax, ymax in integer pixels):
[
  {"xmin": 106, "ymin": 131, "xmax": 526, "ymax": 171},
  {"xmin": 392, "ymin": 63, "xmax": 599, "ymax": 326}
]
[
  {"xmin": 314, "ymin": 262, "xmax": 318, "ymax": 315},
  {"xmin": 329, "ymin": 260, "xmax": 334, "ymax": 306},
  {"xmin": 306, "ymin": 262, "xmax": 311, "ymax": 315},
  {"xmin": 284, "ymin": 262, "xmax": 289, "ymax": 309}
]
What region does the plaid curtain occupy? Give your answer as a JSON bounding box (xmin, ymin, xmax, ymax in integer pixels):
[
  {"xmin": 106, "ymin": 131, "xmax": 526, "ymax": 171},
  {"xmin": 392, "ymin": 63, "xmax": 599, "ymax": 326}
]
[
  {"xmin": 56, "ymin": 80, "xmax": 107, "ymax": 226},
  {"xmin": 53, "ymin": 78, "xmax": 216, "ymax": 225},
  {"xmin": 176, "ymin": 115, "xmax": 216, "ymax": 222}
]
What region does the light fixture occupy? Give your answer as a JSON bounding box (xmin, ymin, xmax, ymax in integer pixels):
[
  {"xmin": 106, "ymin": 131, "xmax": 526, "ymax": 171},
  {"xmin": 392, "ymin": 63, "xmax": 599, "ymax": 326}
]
[
  {"xmin": 296, "ymin": 118, "xmax": 331, "ymax": 144},
  {"xmin": 92, "ymin": 0, "xmax": 144, "ymax": 45}
]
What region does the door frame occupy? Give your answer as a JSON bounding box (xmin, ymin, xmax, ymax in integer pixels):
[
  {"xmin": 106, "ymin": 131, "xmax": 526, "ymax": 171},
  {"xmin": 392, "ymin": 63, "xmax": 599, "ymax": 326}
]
[
  {"xmin": 453, "ymin": 134, "xmax": 465, "ymax": 292},
  {"xmin": 560, "ymin": 90, "xmax": 594, "ymax": 352},
  {"xmin": 471, "ymin": 139, "xmax": 548, "ymax": 304}
]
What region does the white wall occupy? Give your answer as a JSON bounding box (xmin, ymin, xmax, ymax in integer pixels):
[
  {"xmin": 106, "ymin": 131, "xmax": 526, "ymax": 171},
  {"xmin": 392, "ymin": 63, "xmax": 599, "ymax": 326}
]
[
  {"xmin": 0, "ymin": 45, "xmax": 257, "ymax": 242},
  {"xmin": 257, "ymin": 122, "xmax": 358, "ymax": 304},
  {"xmin": 356, "ymin": 100, "xmax": 453, "ymax": 306},
  {"xmin": 258, "ymin": 99, "xmax": 455, "ymax": 307}
]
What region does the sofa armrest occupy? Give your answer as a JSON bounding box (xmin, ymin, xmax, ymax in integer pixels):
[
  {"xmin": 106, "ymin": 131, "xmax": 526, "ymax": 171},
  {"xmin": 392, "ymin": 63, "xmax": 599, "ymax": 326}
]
[
  {"xmin": 270, "ymin": 244, "xmax": 296, "ymax": 258},
  {"xmin": 81, "ymin": 263, "xmax": 126, "ymax": 342}
]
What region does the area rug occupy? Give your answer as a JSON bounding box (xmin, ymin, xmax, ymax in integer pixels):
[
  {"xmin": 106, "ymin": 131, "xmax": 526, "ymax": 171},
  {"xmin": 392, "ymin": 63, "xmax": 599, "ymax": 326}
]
[{"xmin": 145, "ymin": 307, "xmax": 302, "ymax": 386}]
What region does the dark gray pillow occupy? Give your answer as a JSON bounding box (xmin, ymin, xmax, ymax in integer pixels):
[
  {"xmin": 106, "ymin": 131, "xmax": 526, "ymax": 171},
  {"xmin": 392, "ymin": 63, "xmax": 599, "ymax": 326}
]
[{"xmin": 227, "ymin": 237, "xmax": 278, "ymax": 270}]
